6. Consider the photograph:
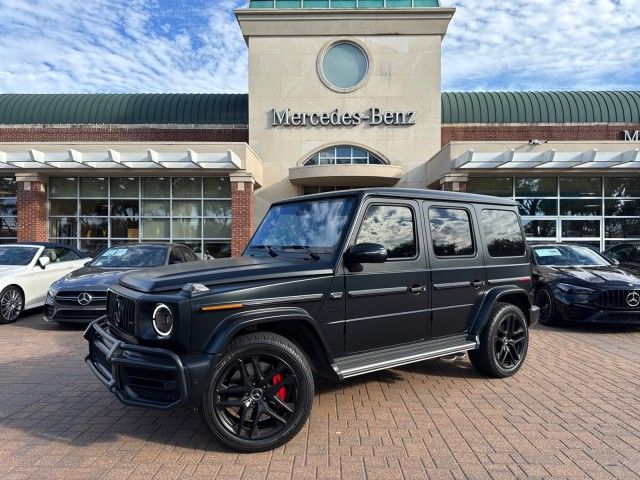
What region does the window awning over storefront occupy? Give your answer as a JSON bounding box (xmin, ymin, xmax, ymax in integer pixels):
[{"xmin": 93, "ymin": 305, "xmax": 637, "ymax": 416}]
[
  {"xmin": 428, "ymin": 141, "xmax": 640, "ymax": 186},
  {"xmin": 0, "ymin": 143, "xmax": 263, "ymax": 185}
]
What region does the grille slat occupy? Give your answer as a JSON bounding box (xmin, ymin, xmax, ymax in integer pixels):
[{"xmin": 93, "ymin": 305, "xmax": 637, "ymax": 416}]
[
  {"xmin": 107, "ymin": 291, "xmax": 137, "ymax": 335},
  {"xmin": 594, "ymin": 290, "xmax": 640, "ymax": 310}
]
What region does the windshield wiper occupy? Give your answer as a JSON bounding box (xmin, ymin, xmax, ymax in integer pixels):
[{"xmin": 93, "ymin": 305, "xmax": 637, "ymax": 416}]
[
  {"xmin": 248, "ymin": 245, "xmax": 278, "ymax": 257},
  {"xmin": 280, "ymin": 245, "xmax": 320, "ymax": 261}
]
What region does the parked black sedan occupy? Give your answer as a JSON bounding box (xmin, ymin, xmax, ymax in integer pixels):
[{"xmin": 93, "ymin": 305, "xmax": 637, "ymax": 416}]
[
  {"xmin": 602, "ymin": 243, "xmax": 640, "ymax": 274},
  {"xmin": 45, "ymin": 243, "xmax": 198, "ymax": 325},
  {"xmin": 532, "ymin": 244, "xmax": 640, "ymax": 326}
]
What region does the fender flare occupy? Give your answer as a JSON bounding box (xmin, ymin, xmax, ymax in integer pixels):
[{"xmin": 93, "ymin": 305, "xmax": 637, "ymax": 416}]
[
  {"xmin": 468, "ymin": 286, "xmax": 533, "ymax": 338},
  {"xmin": 203, "ymin": 306, "xmax": 334, "ymax": 361}
]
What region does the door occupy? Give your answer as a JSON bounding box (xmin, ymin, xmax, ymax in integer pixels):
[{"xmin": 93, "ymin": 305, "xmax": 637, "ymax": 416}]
[
  {"xmin": 34, "ymin": 247, "xmax": 85, "ymax": 305},
  {"xmin": 345, "ymin": 200, "xmax": 429, "ymax": 352},
  {"xmin": 425, "ymin": 203, "xmax": 486, "ymax": 337}
]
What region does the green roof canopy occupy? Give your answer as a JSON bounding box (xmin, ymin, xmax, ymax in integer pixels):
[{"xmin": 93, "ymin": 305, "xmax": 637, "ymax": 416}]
[
  {"xmin": 248, "ymin": 0, "xmax": 440, "ymax": 8},
  {"xmin": 442, "ymin": 91, "xmax": 640, "ymax": 124},
  {"xmin": 0, "ymin": 94, "xmax": 248, "ymax": 125},
  {"xmin": 0, "ymin": 91, "xmax": 638, "ymax": 125}
]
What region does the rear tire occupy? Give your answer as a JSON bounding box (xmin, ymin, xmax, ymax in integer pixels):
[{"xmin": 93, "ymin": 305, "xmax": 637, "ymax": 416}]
[
  {"xmin": 469, "ymin": 302, "xmax": 529, "ymax": 378},
  {"xmin": 201, "ymin": 332, "xmax": 314, "ymax": 452},
  {"xmin": 0, "ymin": 286, "xmax": 24, "ymax": 324},
  {"xmin": 535, "ymin": 286, "xmax": 558, "ymax": 325}
]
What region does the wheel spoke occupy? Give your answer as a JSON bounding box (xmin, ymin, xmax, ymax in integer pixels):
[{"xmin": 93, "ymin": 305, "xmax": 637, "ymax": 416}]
[
  {"xmin": 216, "ymin": 399, "xmax": 245, "ymax": 408},
  {"xmin": 262, "ymin": 403, "xmax": 287, "ymax": 425},
  {"xmin": 216, "ymin": 384, "xmax": 247, "ymax": 395},
  {"xmin": 249, "ymin": 401, "xmax": 264, "ymax": 439},
  {"xmin": 266, "ymin": 374, "xmax": 296, "ymax": 395},
  {"xmin": 238, "ymin": 359, "xmax": 251, "ymax": 387},
  {"xmin": 236, "ymin": 406, "xmax": 250, "ymax": 436},
  {"xmin": 251, "ymin": 356, "xmax": 264, "ymax": 382},
  {"xmin": 269, "ymin": 395, "xmax": 294, "ymax": 413}
]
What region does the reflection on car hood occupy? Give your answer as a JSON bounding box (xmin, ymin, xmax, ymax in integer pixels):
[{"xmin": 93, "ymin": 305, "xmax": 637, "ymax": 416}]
[
  {"xmin": 542, "ymin": 265, "xmax": 640, "ymax": 288},
  {"xmin": 0, "ymin": 265, "xmax": 28, "ymax": 276},
  {"xmin": 119, "ymin": 256, "xmax": 334, "ymax": 293},
  {"xmin": 55, "ymin": 266, "xmax": 139, "ymax": 291}
]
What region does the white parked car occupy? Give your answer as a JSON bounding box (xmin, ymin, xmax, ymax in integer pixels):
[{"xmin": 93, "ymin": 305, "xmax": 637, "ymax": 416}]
[{"xmin": 0, "ymin": 243, "xmax": 90, "ymax": 324}]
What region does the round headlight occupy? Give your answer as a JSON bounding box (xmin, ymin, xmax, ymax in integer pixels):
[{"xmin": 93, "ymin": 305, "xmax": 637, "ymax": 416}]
[{"xmin": 152, "ymin": 304, "xmax": 173, "ymax": 337}]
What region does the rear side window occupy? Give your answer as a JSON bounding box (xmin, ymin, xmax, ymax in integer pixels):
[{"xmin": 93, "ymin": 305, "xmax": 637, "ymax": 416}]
[
  {"xmin": 428, "ymin": 207, "xmax": 475, "ymax": 257},
  {"xmin": 481, "ymin": 209, "xmax": 526, "ymax": 257},
  {"xmin": 355, "ymin": 204, "xmax": 417, "ymax": 259}
]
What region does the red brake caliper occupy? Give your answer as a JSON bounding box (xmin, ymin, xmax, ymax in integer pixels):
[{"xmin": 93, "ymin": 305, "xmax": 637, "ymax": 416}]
[{"xmin": 272, "ymin": 373, "xmax": 286, "ymax": 401}]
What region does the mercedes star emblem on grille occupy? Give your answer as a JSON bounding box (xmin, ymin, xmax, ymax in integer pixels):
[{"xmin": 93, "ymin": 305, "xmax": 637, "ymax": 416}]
[
  {"xmin": 77, "ymin": 292, "xmax": 93, "ymax": 306},
  {"xmin": 626, "ymin": 291, "xmax": 640, "ymax": 308}
]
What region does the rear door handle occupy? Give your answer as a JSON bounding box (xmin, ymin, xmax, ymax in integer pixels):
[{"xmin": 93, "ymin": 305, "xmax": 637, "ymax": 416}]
[
  {"xmin": 472, "ymin": 280, "xmax": 484, "ymax": 288},
  {"xmin": 409, "ymin": 285, "xmax": 426, "ymax": 294}
]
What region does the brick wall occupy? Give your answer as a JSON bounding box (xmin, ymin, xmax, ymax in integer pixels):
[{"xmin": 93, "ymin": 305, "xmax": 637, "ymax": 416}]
[
  {"xmin": 16, "ymin": 181, "xmax": 47, "ymax": 242},
  {"xmin": 442, "ymin": 124, "xmax": 640, "ymax": 147},
  {"xmin": 0, "ymin": 126, "xmax": 248, "ymax": 143},
  {"xmin": 230, "ymin": 181, "xmax": 254, "ymax": 257}
]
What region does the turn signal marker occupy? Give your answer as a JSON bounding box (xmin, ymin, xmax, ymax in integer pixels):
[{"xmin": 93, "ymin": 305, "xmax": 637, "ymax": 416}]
[{"xmin": 201, "ymin": 303, "xmax": 243, "ymax": 312}]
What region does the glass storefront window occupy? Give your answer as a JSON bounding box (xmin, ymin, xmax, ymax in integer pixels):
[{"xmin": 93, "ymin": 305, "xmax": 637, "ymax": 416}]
[
  {"xmin": 605, "ymin": 199, "xmax": 640, "ymax": 217},
  {"xmin": 605, "ymin": 219, "xmax": 640, "ymax": 239},
  {"xmin": 466, "ymin": 177, "xmax": 513, "ymax": 197},
  {"xmin": 604, "ymin": 177, "xmax": 640, "ymax": 198},
  {"xmin": 0, "ymin": 177, "xmax": 17, "ymax": 242},
  {"xmin": 522, "ymin": 220, "xmax": 557, "ymax": 238},
  {"xmin": 49, "ymin": 176, "xmax": 232, "ymax": 257},
  {"xmin": 560, "ymin": 199, "xmax": 602, "ymax": 216},
  {"xmin": 0, "ymin": 198, "xmax": 17, "ymax": 216},
  {"xmin": 515, "ymin": 177, "xmax": 557, "ymax": 197},
  {"xmin": 559, "ymin": 177, "xmax": 601, "ymax": 197},
  {"xmin": 110, "ymin": 177, "xmax": 139, "ymax": 198},
  {"xmin": 517, "ymin": 199, "xmax": 557, "ymax": 216},
  {"xmin": 562, "ymin": 220, "xmax": 600, "ymax": 238}
]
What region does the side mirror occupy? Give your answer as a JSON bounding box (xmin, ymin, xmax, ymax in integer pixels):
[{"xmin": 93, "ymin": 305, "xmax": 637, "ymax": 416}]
[
  {"xmin": 346, "ymin": 243, "xmax": 388, "ymax": 266},
  {"xmin": 38, "ymin": 256, "xmax": 51, "ymax": 269}
]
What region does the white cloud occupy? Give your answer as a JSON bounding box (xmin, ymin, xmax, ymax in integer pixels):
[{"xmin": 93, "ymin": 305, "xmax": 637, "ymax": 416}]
[
  {"xmin": 0, "ymin": 0, "xmax": 637, "ymax": 94},
  {"xmin": 442, "ymin": 0, "xmax": 640, "ymax": 91}
]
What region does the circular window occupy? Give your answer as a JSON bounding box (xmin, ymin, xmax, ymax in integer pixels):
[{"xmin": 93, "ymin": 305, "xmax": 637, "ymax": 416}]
[{"xmin": 319, "ymin": 41, "xmax": 369, "ymax": 92}]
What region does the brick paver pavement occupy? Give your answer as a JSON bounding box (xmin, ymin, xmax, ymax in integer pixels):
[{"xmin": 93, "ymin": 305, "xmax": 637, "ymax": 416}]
[{"xmin": 0, "ymin": 311, "xmax": 639, "ymax": 480}]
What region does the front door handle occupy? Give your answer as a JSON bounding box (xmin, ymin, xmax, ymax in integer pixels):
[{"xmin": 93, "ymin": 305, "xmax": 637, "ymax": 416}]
[
  {"xmin": 409, "ymin": 285, "xmax": 426, "ymax": 294},
  {"xmin": 472, "ymin": 280, "xmax": 484, "ymax": 289}
]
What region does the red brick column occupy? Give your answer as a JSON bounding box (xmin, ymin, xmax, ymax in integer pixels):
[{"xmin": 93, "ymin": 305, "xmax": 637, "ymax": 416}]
[
  {"xmin": 17, "ymin": 180, "xmax": 48, "ymax": 242},
  {"xmin": 440, "ymin": 180, "xmax": 467, "ymax": 192},
  {"xmin": 230, "ymin": 177, "xmax": 255, "ymax": 257}
]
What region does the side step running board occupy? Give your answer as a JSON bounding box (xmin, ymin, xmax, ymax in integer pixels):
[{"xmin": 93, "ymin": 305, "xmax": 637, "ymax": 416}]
[{"xmin": 332, "ymin": 335, "xmax": 478, "ymax": 380}]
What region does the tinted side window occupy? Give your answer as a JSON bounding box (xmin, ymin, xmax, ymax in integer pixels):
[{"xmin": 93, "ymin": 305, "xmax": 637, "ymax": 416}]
[
  {"xmin": 355, "ymin": 204, "xmax": 417, "ymax": 259},
  {"xmin": 169, "ymin": 248, "xmax": 184, "ymax": 264},
  {"xmin": 58, "ymin": 248, "xmax": 80, "ymax": 262},
  {"xmin": 181, "ymin": 247, "xmax": 198, "ymax": 262},
  {"xmin": 481, "ymin": 209, "xmax": 526, "ymax": 257},
  {"xmin": 428, "ymin": 208, "xmax": 475, "ymax": 257}
]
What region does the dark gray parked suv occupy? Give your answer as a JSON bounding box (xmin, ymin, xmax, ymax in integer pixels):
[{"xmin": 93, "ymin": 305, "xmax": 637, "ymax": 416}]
[{"xmin": 85, "ymin": 188, "xmax": 539, "ymax": 452}]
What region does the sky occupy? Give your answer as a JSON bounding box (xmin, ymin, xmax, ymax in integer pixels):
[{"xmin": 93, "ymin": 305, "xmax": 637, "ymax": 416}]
[{"xmin": 0, "ymin": 0, "xmax": 638, "ymax": 94}]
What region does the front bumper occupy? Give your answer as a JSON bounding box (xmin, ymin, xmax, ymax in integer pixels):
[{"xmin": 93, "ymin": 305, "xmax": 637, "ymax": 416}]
[
  {"xmin": 85, "ymin": 317, "xmax": 215, "ymax": 410},
  {"xmin": 555, "ymin": 301, "xmax": 640, "ymax": 325},
  {"xmin": 45, "ymin": 293, "xmax": 106, "ymax": 324}
]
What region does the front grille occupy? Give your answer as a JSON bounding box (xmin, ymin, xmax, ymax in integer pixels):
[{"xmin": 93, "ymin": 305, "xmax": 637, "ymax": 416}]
[
  {"xmin": 107, "ymin": 292, "xmax": 137, "ymax": 335},
  {"xmin": 594, "ymin": 290, "xmax": 640, "ymax": 310},
  {"xmin": 54, "ymin": 310, "xmax": 103, "ymax": 320},
  {"xmin": 55, "ymin": 291, "xmax": 107, "ymax": 306}
]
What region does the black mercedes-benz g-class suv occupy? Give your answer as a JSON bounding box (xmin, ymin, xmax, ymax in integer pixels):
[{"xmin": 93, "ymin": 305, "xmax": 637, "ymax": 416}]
[{"xmin": 85, "ymin": 188, "xmax": 539, "ymax": 452}]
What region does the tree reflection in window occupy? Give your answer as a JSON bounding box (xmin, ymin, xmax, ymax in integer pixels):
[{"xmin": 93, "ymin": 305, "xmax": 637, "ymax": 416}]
[
  {"xmin": 304, "ymin": 146, "xmax": 385, "ymax": 166},
  {"xmin": 428, "ymin": 208, "xmax": 474, "ymax": 257},
  {"xmin": 481, "ymin": 210, "xmax": 526, "ymax": 257},
  {"xmin": 356, "ymin": 205, "xmax": 416, "ymax": 259}
]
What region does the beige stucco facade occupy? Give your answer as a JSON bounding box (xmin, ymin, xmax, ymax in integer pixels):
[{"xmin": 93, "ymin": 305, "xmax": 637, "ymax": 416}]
[{"xmin": 236, "ymin": 8, "xmax": 455, "ymax": 221}]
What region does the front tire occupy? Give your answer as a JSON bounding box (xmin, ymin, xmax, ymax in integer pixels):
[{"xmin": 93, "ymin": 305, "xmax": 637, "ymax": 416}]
[
  {"xmin": 201, "ymin": 332, "xmax": 314, "ymax": 452},
  {"xmin": 469, "ymin": 302, "xmax": 529, "ymax": 378},
  {"xmin": 535, "ymin": 286, "xmax": 558, "ymax": 325},
  {"xmin": 0, "ymin": 286, "xmax": 24, "ymax": 324}
]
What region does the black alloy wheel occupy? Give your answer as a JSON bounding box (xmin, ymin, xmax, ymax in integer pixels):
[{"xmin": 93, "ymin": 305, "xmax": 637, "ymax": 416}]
[
  {"xmin": 0, "ymin": 286, "xmax": 24, "ymax": 324},
  {"xmin": 535, "ymin": 287, "xmax": 557, "ymax": 325},
  {"xmin": 469, "ymin": 302, "xmax": 529, "ymax": 378},
  {"xmin": 201, "ymin": 332, "xmax": 314, "ymax": 452}
]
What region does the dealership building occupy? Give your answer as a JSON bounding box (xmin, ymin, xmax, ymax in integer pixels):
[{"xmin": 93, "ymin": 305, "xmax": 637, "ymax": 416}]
[{"xmin": 0, "ymin": 0, "xmax": 639, "ymax": 255}]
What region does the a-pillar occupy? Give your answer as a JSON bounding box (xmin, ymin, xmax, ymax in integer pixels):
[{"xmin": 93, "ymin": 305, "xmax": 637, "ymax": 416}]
[
  {"xmin": 16, "ymin": 173, "xmax": 48, "ymax": 242},
  {"xmin": 230, "ymin": 174, "xmax": 255, "ymax": 257}
]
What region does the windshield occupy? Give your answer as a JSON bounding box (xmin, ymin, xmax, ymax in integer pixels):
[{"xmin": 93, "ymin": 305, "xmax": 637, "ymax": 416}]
[
  {"xmin": 90, "ymin": 245, "xmax": 167, "ymax": 268},
  {"xmin": 248, "ymin": 197, "xmax": 357, "ymax": 255},
  {"xmin": 0, "ymin": 246, "xmax": 39, "ymax": 266},
  {"xmin": 532, "ymin": 245, "xmax": 611, "ymax": 267}
]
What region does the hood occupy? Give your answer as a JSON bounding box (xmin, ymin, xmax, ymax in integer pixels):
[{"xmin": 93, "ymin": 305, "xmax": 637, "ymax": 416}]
[
  {"xmin": 119, "ymin": 256, "xmax": 334, "ymax": 293},
  {"xmin": 55, "ymin": 266, "xmax": 139, "ymax": 291},
  {"xmin": 0, "ymin": 265, "xmax": 28, "ymax": 277},
  {"xmin": 541, "ymin": 265, "xmax": 640, "ymax": 288}
]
